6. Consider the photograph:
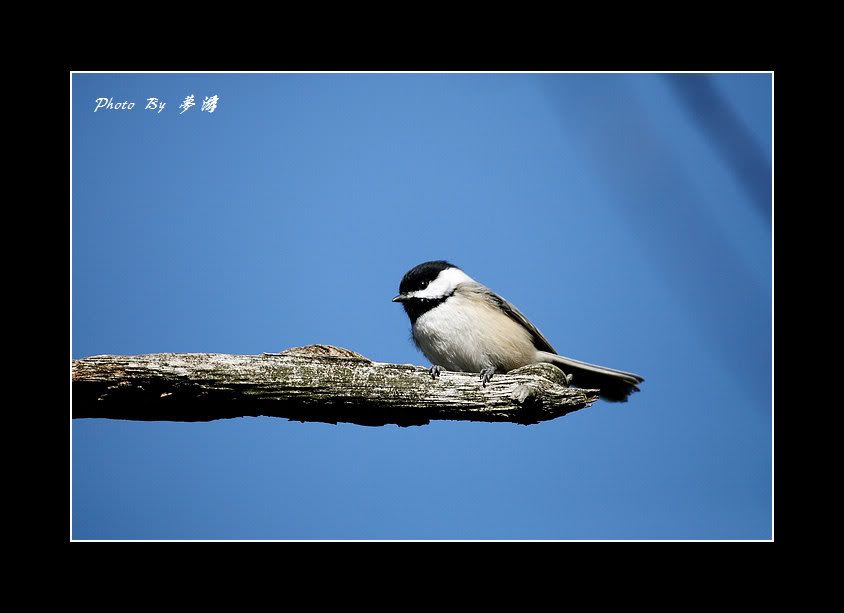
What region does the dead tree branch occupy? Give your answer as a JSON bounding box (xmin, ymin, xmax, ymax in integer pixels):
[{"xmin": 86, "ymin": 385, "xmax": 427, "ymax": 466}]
[{"xmin": 71, "ymin": 344, "xmax": 600, "ymax": 427}]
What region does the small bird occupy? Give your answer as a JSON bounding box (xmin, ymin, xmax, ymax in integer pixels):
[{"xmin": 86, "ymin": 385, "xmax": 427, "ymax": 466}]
[{"xmin": 392, "ymin": 260, "xmax": 643, "ymax": 401}]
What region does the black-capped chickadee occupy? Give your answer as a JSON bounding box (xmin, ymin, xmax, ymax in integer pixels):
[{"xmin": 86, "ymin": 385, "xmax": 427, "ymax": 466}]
[{"xmin": 393, "ymin": 260, "xmax": 644, "ymax": 401}]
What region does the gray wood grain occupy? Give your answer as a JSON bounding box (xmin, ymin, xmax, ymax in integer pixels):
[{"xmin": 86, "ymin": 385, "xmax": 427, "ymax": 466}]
[{"xmin": 72, "ymin": 344, "xmax": 599, "ymax": 427}]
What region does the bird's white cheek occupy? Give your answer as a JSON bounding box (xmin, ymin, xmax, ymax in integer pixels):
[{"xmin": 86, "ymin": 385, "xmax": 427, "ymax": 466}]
[{"xmin": 411, "ymin": 268, "xmax": 475, "ymax": 300}]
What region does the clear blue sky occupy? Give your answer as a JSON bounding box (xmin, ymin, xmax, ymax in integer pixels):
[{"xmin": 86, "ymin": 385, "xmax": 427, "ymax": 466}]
[{"xmin": 71, "ymin": 72, "xmax": 772, "ymax": 540}]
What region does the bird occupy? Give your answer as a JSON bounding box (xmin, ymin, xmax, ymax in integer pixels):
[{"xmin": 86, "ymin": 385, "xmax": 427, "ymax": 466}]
[{"xmin": 392, "ymin": 260, "xmax": 643, "ymax": 401}]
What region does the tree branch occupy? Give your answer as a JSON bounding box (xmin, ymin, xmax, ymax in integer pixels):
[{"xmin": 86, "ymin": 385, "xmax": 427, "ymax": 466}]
[{"xmin": 71, "ymin": 344, "xmax": 600, "ymax": 427}]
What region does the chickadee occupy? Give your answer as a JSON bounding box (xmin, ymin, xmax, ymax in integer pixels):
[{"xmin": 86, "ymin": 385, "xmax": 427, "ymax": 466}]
[{"xmin": 392, "ymin": 260, "xmax": 643, "ymax": 401}]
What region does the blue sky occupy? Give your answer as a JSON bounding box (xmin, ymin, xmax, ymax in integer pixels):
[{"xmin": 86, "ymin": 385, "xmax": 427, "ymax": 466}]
[{"xmin": 71, "ymin": 72, "xmax": 772, "ymax": 540}]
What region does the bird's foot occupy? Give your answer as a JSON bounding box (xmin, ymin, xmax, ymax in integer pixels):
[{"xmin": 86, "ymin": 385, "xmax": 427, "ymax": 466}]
[
  {"xmin": 429, "ymin": 365, "xmax": 443, "ymax": 380},
  {"xmin": 480, "ymin": 367, "xmax": 496, "ymax": 387}
]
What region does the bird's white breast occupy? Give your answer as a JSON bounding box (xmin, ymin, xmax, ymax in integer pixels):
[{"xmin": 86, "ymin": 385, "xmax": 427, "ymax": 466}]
[{"xmin": 412, "ymin": 291, "xmax": 538, "ymax": 373}]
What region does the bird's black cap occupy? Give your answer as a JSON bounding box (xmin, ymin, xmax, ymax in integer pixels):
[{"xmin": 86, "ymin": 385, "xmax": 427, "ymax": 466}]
[{"xmin": 398, "ymin": 260, "xmax": 458, "ymax": 295}]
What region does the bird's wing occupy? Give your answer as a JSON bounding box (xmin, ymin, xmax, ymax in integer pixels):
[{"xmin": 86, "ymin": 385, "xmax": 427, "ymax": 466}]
[{"xmin": 481, "ymin": 287, "xmax": 558, "ymax": 355}]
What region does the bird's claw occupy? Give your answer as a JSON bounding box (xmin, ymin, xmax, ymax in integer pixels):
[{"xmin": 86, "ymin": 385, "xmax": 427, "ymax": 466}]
[
  {"xmin": 430, "ymin": 365, "xmax": 443, "ymax": 380},
  {"xmin": 480, "ymin": 367, "xmax": 496, "ymax": 387}
]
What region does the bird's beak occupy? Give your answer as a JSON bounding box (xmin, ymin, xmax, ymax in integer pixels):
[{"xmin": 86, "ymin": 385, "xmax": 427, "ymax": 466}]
[{"xmin": 392, "ymin": 294, "xmax": 409, "ymax": 302}]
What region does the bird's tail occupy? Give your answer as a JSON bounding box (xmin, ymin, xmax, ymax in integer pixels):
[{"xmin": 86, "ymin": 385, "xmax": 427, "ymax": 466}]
[{"xmin": 536, "ymin": 351, "xmax": 644, "ymax": 402}]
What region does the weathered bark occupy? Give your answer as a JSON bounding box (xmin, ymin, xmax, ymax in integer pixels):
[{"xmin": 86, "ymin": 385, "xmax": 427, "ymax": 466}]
[{"xmin": 71, "ymin": 344, "xmax": 600, "ymax": 427}]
